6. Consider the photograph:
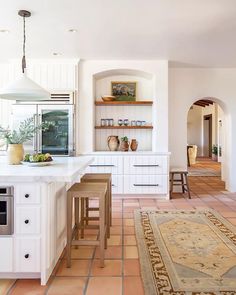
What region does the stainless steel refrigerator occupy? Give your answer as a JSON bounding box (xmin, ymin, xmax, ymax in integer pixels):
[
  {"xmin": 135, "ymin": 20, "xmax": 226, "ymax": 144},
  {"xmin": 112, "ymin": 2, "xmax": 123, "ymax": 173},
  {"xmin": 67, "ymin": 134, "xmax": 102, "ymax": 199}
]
[{"xmin": 12, "ymin": 103, "xmax": 75, "ymax": 156}]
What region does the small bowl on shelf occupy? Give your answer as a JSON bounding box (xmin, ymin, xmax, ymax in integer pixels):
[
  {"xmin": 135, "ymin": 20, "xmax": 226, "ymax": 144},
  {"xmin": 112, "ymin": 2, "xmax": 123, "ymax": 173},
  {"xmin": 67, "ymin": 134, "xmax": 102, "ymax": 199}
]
[{"xmin": 101, "ymin": 95, "xmax": 116, "ymax": 102}]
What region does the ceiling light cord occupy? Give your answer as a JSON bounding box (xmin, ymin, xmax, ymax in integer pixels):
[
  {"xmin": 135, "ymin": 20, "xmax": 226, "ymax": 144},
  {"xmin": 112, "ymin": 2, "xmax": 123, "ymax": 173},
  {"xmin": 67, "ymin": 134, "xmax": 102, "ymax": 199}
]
[{"xmin": 22, "ymin": 15, "xmax": 26, "ymax": 73}]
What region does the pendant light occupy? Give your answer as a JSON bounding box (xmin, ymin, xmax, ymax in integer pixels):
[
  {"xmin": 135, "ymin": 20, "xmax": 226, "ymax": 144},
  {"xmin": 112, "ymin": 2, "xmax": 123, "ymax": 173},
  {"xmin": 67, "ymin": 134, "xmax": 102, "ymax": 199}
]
[{"xmin": 0, "ymin": 10, "xmax": 50, "ymax": 101}]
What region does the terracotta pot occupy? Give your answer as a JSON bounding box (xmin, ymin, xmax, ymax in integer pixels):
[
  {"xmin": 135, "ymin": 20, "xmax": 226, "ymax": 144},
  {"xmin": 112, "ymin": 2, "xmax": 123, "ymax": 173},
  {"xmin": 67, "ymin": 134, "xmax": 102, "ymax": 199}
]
[
  {"xmin": 7, "ymin": 144, "xmax": 24, "ymax": 165},
  {"xmin": 130, "ymin": 139, "xmax": 138, "ymax": 151},
  {"xmin": 120, "ymin": 140, "xmax": 129, "ymax": 152},
  {"xmin": 107, "ymin": 136, "xmax": 120, "ymax": 151}
]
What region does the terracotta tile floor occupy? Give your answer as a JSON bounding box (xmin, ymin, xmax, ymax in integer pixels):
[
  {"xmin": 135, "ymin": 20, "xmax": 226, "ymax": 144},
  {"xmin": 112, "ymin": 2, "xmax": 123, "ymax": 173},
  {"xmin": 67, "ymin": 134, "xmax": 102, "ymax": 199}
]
[{"xmin": 2, "ymin": 175, "xmax": 236, "ymax": 295}]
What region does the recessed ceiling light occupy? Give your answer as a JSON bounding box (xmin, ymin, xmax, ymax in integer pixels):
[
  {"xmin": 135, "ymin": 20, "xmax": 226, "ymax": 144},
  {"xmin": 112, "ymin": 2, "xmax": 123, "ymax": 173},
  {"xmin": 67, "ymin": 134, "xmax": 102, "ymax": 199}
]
[
  {"xmin": 53, "ymin": 52, "xmax": 62, "ymax": 56},
  {"xmin": 68, "ymin": 29, "xmax": 77, "ymax": 33},
  {"xmin": 0, "ymin": 29, "xmax": 10, "ymax": 34}
]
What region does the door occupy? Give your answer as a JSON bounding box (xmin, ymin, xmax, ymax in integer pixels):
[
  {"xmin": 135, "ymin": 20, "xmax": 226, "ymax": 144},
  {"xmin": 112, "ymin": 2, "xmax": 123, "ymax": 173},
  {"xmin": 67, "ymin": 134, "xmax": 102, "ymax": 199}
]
[
  {"xmin": 37, "ymin": 105, "xmax": 74, "ymax": 155},
  {"xmin": 12, "ymin": 105, "xmax": 38, "ymax": 153},
  {"xmin": 203, "ymin": 114, "xmax": 212, "ymax": 157}
]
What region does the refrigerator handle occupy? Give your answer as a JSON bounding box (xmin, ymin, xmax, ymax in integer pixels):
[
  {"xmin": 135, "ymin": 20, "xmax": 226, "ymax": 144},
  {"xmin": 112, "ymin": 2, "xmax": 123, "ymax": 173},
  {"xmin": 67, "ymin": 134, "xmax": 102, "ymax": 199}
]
[
  {"xmin": 33, "ymin": 114, "xmax": 38, "ymax": 152},
  {"xmin": 38, "ymin": 114, "xmax": 42, "ymax": 153}
]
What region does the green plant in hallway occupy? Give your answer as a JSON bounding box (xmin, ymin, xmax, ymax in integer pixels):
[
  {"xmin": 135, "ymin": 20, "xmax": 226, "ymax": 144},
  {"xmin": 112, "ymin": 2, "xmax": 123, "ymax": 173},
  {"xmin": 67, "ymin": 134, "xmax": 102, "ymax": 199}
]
[{"xmin": 212, "ymin": 144, "xmax": 218, "ymax": 161}]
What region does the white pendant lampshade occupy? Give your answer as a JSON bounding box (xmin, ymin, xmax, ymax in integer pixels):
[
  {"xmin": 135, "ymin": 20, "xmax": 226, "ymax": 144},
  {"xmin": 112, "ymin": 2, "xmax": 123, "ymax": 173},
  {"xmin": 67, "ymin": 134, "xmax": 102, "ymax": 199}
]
[
  {"xmin": 0, "ymin": 10, "xmax": 50, "ymax": 101},
  {"xmin": 0, "ymin": 72, "xmax": 50, "ymax": 100}
]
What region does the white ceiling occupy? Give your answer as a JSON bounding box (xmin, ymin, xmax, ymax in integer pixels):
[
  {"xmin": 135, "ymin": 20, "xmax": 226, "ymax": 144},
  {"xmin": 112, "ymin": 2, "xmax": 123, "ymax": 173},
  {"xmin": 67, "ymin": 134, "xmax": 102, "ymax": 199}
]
[{"xmin": 1, "ymin": 0, "xmax": 236, "ymax": 67}]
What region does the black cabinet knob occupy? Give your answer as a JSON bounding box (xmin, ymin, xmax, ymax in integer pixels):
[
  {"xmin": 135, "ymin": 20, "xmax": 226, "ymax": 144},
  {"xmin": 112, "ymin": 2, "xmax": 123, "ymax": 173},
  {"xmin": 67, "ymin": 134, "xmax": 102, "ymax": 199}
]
[
  {"xmin": 24, "ymin": 219, "xmax": 29, "ymax": 224},
  {"xmin": 24, "ymin": 254, "xmax": 29, "ymax": 259},
  {"xmin": 25, "ymin": 194, "xmax": 29, "ymax": 198}
]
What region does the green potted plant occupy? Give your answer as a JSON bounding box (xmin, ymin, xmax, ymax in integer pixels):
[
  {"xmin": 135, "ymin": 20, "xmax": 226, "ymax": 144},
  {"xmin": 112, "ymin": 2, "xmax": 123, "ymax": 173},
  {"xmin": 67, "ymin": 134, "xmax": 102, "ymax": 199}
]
[
  {"xmin": 0, "ymin": 117, "xmax": 47, "ymax": 165},
  {"xmin": 212, "ymin": 144, "xmax": 218, "ymax": 161},
  {"xmin": 120, "ymin": 136, "xmax": 129, "ymax": 151}
]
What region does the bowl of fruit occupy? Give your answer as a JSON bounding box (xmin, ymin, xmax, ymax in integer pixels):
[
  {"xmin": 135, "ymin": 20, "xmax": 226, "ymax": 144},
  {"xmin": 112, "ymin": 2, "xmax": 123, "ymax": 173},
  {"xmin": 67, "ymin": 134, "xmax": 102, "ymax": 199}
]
[{"xmin": 22, "ymin": 153, "xmax": 53, "ymax": 167}]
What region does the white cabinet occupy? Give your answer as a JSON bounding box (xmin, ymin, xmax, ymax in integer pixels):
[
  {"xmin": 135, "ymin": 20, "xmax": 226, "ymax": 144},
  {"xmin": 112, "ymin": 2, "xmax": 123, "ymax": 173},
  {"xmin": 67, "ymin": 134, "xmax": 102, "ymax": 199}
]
[
  {"xmin": 124, "ymin": 175, "xmax": 168, "ymax": 194},
  {"xmin": 15, "ymin": 207, "xmax": 41, "ymax": 235},
  {"xmin": 124, "ymin": 156, "xmax": 168, "ymax": 175},
  {"xmin": 0, "ymin": 238, "xmax": 13, "ymax": 272},
  {"xmin": 87, "ymin": 156, "xmax": 123, "ymax": 174},
  {"xmin": 16, "ymin": 184, "xmax": 41, "ymax": 204},
  {"xmin": 15, "ymin": 238, "xmax": 40, "ymax": 272},
  {"xmin": 85, "ymin": 153, "xmax": 169, "ymax": 196}
]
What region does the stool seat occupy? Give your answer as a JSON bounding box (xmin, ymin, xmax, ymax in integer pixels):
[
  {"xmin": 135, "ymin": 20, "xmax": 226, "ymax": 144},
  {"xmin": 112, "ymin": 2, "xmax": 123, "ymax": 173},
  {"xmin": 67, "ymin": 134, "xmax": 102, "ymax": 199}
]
[
  {"xmin": 68, "ymin": 182, "xmax": 107, "ymax": 196},
  {"xmin": 170, "ymin": 168, "xmax": 191, "ymax": 199},
  {"xmin": 81, "ymin": 173, "xmax": 112, "ymax": 238}
]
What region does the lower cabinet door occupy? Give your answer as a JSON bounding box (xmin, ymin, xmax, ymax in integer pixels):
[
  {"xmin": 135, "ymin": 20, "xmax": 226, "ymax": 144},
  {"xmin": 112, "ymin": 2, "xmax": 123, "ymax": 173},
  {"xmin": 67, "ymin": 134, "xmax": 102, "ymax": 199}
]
[
  {"xmin": 0, "ymin": 238, "xmax": 13, "ymax": 272},
  {"xmin": 111, "ymin": 175, "xmax": 123, "ymax": 194},
  {"xmin": 124, "ymin": 175, "xmax": 168, "ymax": 194},
  {"xmin": 15, "ymin": 238, "xmax": 40, "ymax": 272}
]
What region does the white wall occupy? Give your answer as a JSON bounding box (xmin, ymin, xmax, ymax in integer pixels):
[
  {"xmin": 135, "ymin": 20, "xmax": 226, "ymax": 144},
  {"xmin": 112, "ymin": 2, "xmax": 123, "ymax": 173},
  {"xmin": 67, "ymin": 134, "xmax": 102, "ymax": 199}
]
[
  {"xmin": 187, "ymin": 105, "xmax": 202, "ymax": 155},
  {"xmin": 169, "ymin": 68, "xmax": 236, "ymax": 191},
  {"xmin": 77, "ymin": 60, "xmax": 169, "ymax": 154}
]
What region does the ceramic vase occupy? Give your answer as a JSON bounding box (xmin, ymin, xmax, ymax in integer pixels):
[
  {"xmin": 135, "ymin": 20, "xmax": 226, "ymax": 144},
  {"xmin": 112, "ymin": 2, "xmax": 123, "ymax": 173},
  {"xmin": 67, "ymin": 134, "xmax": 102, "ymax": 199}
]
[
  {"xmin": 7, "ymin": 144, "xmax": 24, "ymax": 165},
  {"xmin": 120, "ymin": 140, "xmax": 129, "ymax": 152},
  {"xmin": 107, "ymin": 136, "xmax": 120, "ymax": 151},
  {"xmin": 130, "ymin": 139, "xmax": 138, "ymax": 151}
]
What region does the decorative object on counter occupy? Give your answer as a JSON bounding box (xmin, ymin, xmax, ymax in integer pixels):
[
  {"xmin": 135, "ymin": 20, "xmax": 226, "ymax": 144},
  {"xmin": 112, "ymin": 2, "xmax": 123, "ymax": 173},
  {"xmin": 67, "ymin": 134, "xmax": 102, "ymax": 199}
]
[
  {"xmin": 101, "ymin": 95, "xmax": 116, "ymax": 101},
  {"xmin": 107, "ymin": 135, "xmax": 120, "ymax": 151},
  {"xmin": 22, "ymin": 153, "xmax": 53, "ymax": 166},
  {"xmin": 120, "ymin": 136, "xmax": 129, "ymax": 152},
  {"xmin": 0, "ymin": 117, "xmax": 48, "ymax": 165},
  {"xmin": 130, "ymin": 139, "xmax": 138, "ymax": 151},
  {"xmin": 124, "ymin": 119, "xmax": 129, "ymax": 126},
  {"xmin": 0, "ymin": 10, "xmax": 50, "ymax": 101},
  {"xmin": 111, "ymin": 81, "xmax": 136, "ymax": 101},
  {"xmin": 118, "ymin": 119, "xmax": 123, "ymax": 126}
]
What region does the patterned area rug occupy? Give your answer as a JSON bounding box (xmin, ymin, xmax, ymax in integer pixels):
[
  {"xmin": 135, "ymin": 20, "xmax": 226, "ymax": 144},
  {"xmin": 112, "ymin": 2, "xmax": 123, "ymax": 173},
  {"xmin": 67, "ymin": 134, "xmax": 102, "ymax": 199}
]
[{"xmin": 134, "ymin": 210, "xmax": 236, "ymax": 294}]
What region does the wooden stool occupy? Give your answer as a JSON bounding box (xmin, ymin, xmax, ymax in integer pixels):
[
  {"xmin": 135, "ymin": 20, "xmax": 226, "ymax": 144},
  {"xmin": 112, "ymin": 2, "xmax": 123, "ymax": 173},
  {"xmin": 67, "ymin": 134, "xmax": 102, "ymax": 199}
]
[
  {"xmin": 67, "ymin": 182, "xmax": 107, "ymax": 268},
  {"xmin": 170, "ymin": 168, "xmax": 191, "ymax": 199},
  {"xmin": 81, "ymin": 173, "xmax": 112, "ymax": 238}
]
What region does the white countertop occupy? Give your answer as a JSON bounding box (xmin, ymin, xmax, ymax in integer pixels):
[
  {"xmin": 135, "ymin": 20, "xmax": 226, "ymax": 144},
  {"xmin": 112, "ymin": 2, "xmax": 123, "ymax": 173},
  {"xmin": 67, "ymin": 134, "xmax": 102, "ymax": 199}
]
[
  {"xmin": 81, "ymin": 151, "xmax": 171, "ymax": 155},
  {"xmin": 0, "ymin": 156, "xmax": 93, "ymax": 183}
]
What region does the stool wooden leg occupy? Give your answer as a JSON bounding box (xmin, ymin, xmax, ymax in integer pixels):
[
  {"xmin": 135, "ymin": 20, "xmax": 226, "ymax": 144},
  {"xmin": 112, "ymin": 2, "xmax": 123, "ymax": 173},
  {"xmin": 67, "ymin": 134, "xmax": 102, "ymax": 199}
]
[
  {"xmin": 74, "ymin": 198, "xmax": 80, "ymax": 249},
  {"xmin": 180, "ymin": 173, "xmax": 185, "ymax": 193},
  {"xmin": 67, "ymin": 192, "xmax": 73, "ymax": 268},
  {"xmin": 109, "ymin": 179, "xmax": 112, "ymax": 227},
  {"xmin": 99, "ymin": 196, "xmax": 105, "ymax": 268},
  {"xmin": 185, "ymin": 173, "xmax": 191, "ymax": 199},
  {"xmin": 106, "ymin": 190, "xmax": 110, "ymax": 239},
  {"xmin": 81, "ymin": 198, "xmax": 85, "ymax": 238},
  {"xmin": 85, "ymin": 198, "xmax": 89, "ymax": 225},
  {"xmin": 170, "ymin": 172, "xmax": 174, "ymax": 199}
]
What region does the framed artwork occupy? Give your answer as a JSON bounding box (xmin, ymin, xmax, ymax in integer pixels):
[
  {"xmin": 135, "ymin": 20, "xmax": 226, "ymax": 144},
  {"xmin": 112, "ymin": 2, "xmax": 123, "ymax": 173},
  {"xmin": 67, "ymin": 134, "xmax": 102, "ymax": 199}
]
[{"xmin": 111, "ymin": 81, "xmax": 136, "ymax": 101}]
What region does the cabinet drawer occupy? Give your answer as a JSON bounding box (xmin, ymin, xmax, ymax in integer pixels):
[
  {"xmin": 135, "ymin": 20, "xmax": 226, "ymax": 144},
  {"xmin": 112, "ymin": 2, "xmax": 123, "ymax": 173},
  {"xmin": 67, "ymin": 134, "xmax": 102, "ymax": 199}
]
[
  {"xmin": 124, "ymin": 156, "xmax": 168, "ymax": 175},
  {"xmin": 124, "ymin": 175, "xmax": 168, "ymax": 194},
  {"xmin": 15, "ymin": 207, "xmax": 40, "ymax": 235},
  {"xmin": 87, "ymin": 156, "xmax": 123, "ymax": 175},
  {"xmin": 112, "ymin": 175, "xmax": 123, "ymax": 194},
  {"xmin": 15, "ymin": 238, "xmax": 40, "ymax": 272},
  {"xmin": 0, "ymin": 238, "xmax": 13, "ymax": 272},
  {"xmin": 16, "ymin": 184, "xmax": 41, "ymax": 204}
]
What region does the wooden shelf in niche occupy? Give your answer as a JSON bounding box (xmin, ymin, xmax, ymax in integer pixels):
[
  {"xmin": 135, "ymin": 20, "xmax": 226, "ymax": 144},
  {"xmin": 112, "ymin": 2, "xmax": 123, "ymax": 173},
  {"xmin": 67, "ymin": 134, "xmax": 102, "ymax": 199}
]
[
  {"xmin": 95, "ymin": 101, "xmax": 153, "ymax": 106},
  {"xmin": 95, "ymin": 125, "xmax": 153, "ymax": 129}
]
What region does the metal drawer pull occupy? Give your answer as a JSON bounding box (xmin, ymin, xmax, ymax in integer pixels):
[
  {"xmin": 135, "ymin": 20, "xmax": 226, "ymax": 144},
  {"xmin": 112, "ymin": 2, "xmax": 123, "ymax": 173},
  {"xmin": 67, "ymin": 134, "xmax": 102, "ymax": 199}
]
[
  {"xmin": 24, "ymin": 219, "xmax": 29, "ymax": 224},
  {"xmin": 112, "ymin": 184, "xmax": 116, "ymax": 187},
  {"xmin": 133, "ymin": 184, "xmax": 159, "ymax": 187},
  {"xmin": 24, "ymin": 254, "xmax": 29, "ymax": 259},
  {"xmin": 133, "ymin": 164, "xmax": 159, "ymax": 167},
  {"xmin": 25, "ymin": 194, "xmax": 30, "ymax": 198},
  {"xmin": 89, "ymin": 164, "xmax": 115, "ymax": 167}
]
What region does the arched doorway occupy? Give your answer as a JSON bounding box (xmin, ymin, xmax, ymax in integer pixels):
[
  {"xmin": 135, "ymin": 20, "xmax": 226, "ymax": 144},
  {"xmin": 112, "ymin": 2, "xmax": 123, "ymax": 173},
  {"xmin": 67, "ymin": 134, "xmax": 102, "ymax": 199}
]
[{"xmin": 187, "ymin": 97, "xmax": 227, "ymax": 181}]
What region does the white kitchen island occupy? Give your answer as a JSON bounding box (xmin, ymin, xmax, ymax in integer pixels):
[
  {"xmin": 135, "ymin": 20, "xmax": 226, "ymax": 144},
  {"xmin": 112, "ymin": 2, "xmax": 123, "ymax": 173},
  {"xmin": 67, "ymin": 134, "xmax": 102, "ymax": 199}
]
[{"xmin": 0, "ymin": 156, "xmax": 93, "ymax": 285}]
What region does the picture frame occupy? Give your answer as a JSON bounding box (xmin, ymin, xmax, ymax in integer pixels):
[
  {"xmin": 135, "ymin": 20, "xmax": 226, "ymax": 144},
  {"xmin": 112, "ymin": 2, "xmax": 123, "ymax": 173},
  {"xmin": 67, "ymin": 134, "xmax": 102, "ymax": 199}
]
[{"xmin": 111, "ymin": 81, "xmax": 136, "ymax": 101}]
